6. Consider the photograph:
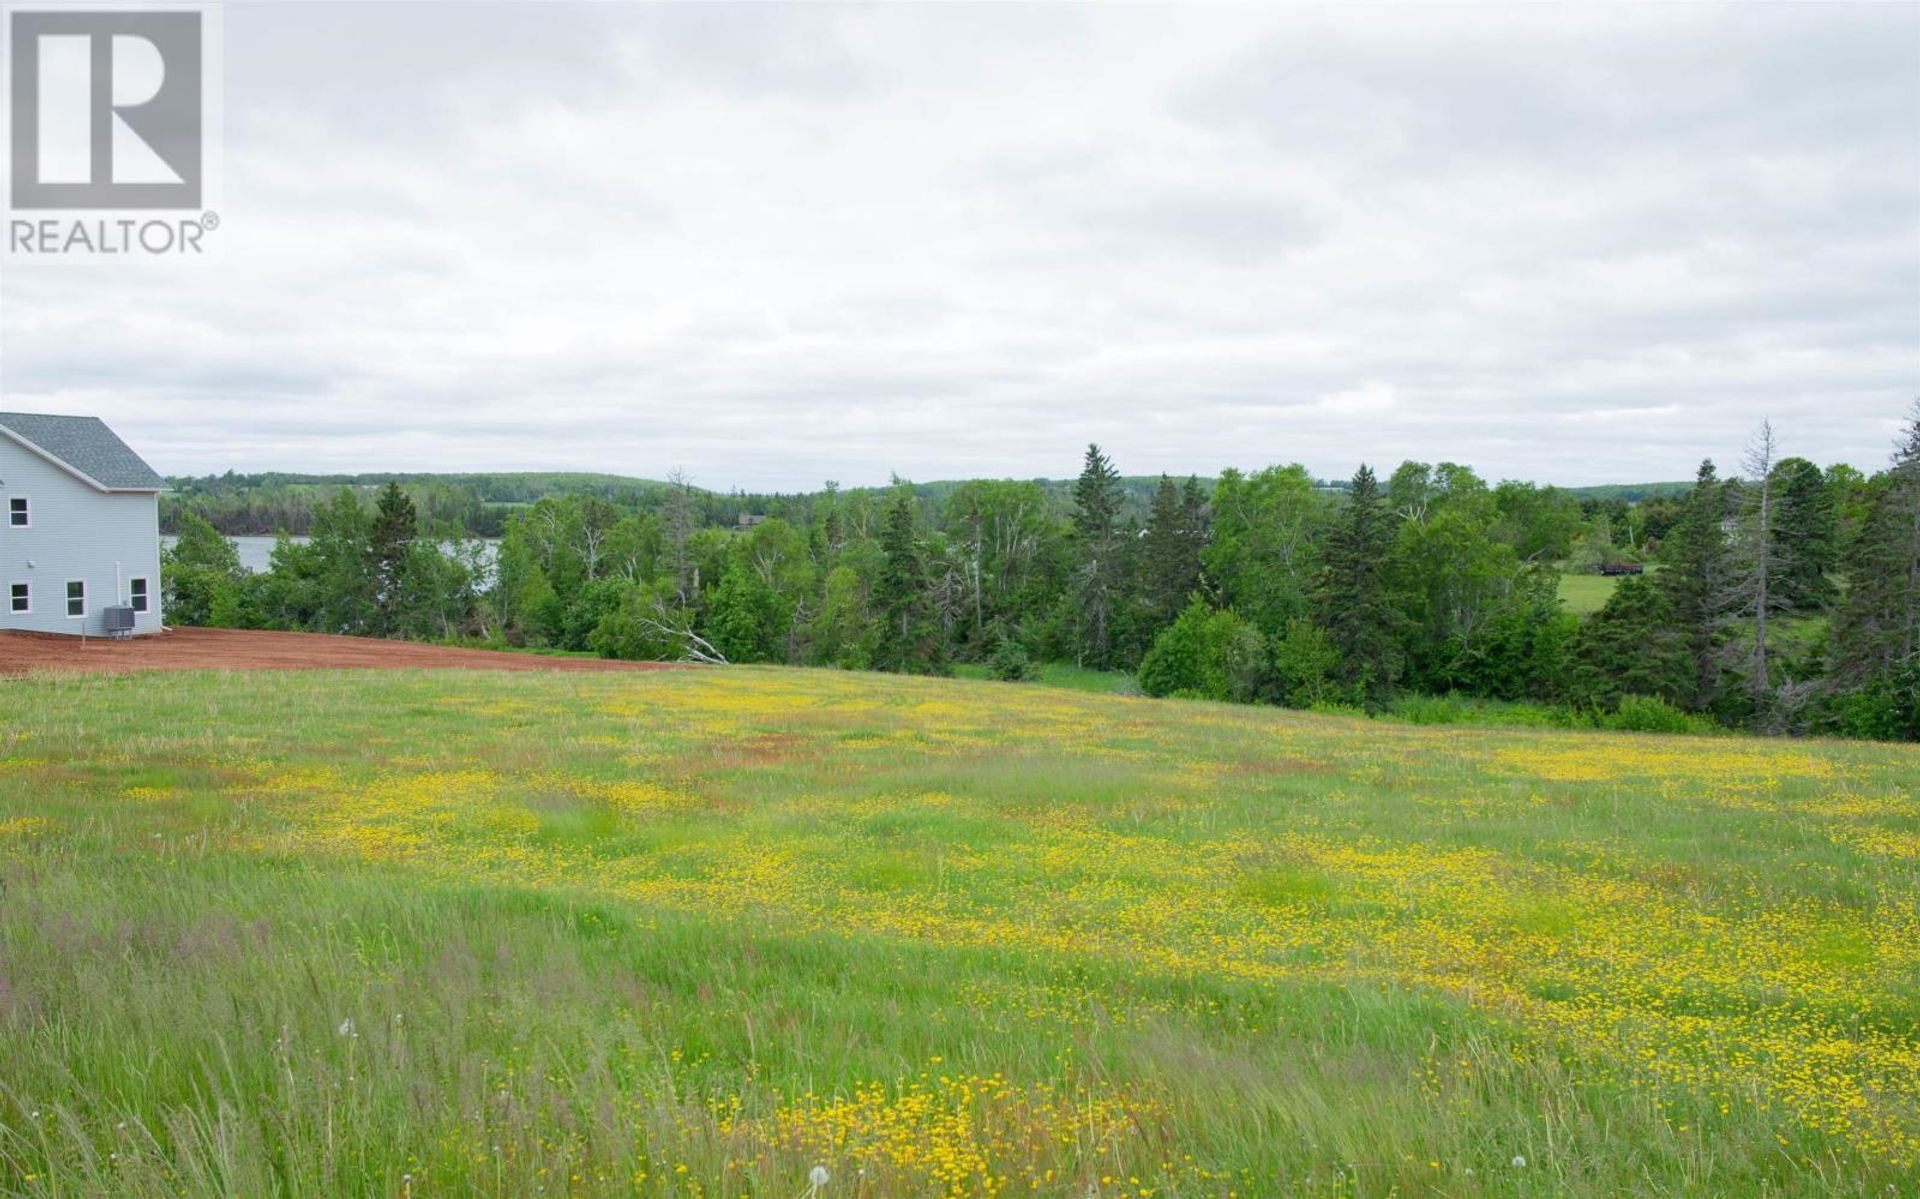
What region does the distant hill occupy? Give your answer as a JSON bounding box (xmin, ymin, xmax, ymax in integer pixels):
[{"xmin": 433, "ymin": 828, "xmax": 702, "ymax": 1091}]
[
  {"xmin": 166, "ymin": 471, "xmax": 674, "ymax": 504},
  {"xmin": 162, "ymin": 467, "xmax": 1701, "ymax": 539},
  {"xmin": 876, "ymin": 475, "xmax": 1693, "ymax": 515},
  {"xmin": 160, "ymin": 472, "xmax": 680, "ymax": 537},
  {"xmin": 169, "ymin": 469, "xmax": 1695, "ymax": 506}
]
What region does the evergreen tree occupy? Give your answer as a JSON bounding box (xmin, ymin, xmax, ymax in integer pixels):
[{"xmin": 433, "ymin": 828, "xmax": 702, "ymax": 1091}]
[
  {"xmin": 1567, "ymin": 574, "xmax": 1690, "ymax": 709},
  {"xmin": 1070, "ymin": 444, "xmax": 1125, "ymax": 667},
  {"xmin": 1179, "ymin": 476, "xmax": 1211, "ymax": 563},
  {"xmin": 1313, "ymin": 465, "xmax": 1399, "ymax": 707},
  {"xmin": 1897, "ymin": 405, "xmax": 1920, "ymax": 662},
  {"xmin": 987, "ymin": 620, "xmax": 1034, "ymax": 681},
  {"xmin": 1660, "ymin": 459, "xmax": 1730, "ymax": 711},
  {"xmin": 1830, "ymin": 404, "xmax": 1920, "ymax": 684},
  {"xmin": 1770, "ymin": 456, "xmax": 1837, "ymax": 612},
  {"xmin": 1141, "ymin": 475, "xmax": 1202, "ymax": 628},
  {"xmin": 369, "ymin": 481, "xmax": 419, "ymax": 637},
  {"xmin": 871, "ymin": 485, "xmax": 942, "ymax": 674}
]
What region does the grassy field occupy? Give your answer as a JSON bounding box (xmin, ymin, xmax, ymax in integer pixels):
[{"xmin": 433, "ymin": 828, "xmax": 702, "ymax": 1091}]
[
  {"xmin": 1, "ymin": 667, "xmax": 1916, "ymax": 1197},
  {"xmin": 1555, "ymin": 568, "xmax": 1670, "ymax": 616},
  {"xmin": 1555, "ymin": 572, "xmax": 1623, "ymax": 617}
]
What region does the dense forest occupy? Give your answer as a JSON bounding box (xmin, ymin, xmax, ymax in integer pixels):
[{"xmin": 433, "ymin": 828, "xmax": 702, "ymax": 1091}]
[
  {"xmin": 160, "ymin": 469, "xmax": 1689, "ymax": 540},
  {"xmin": 162, "ymin": 410, "xmax": 1919, "ymax": 740}
]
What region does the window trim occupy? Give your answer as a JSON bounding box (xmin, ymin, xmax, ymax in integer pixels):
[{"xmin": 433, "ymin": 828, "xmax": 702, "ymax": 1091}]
[
  {"xmin": 7, "ymin": 496, "xmax": 28, "ymax": 528},
  {"xmin": 8, "ymin": 581, "xmax": 28, "ymax": 615},
  {"xmin": 129, "ymin": 577, "xmax": 149, "ymax": 613},
  {"xmin": 65, "ymin": 578, "xmax": 86, "ymax": 619}
]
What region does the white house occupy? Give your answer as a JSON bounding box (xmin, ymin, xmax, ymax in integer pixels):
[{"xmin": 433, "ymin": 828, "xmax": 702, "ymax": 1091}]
[{"xmin": 0, "ymin": 412, "xmax": 165, "ymax": 636}]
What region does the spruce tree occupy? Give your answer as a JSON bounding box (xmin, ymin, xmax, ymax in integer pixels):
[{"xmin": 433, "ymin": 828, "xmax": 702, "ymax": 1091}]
[
  {"xmin": 1897, "ymin": 404, "xmax": 1920, "ymax": 664},
  {"xmin": 369, "ymin": 481, "xmax": 418, "ymax": 637},
  {"xmin": 1660, "ymin": 459, "xmax": 1730, "ymax": 711},
  {"xmin": 1567, "ymin": 574, "xmax": 1690, "ymax": 708},
  {"xmin": 872, "ymin": 485, "xmax": 940, "ymax": 674},
  {"xmin": 1070, "ymin": 444, "xmax": 1125, "ymax": 667},
  {"xmin": 1179, "ymin": 476, "xmax": 1211, "ymax": 566},
  {"xmin": 1313, "ymin": 465, "xmax": 1399, "ymax": 706},
  {"xmin": 1771, "ymin": 456, "xmax": 1837, "ymax": 612},
  {"xmin": 1831, "ymin": 404, "xmax": 1920, "ymax": 683},
  {"xmin": 1141, "ymin": 475, "xmax": 1202, "ymax": 628}
]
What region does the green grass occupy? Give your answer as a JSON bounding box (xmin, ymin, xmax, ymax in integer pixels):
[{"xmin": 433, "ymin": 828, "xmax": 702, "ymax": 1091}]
[
  {"xmin": 951, "ymin": 661, "xmax": 1139, "ymax": 693},
  {"xmin": 1, "ymin": 666, "xmax": 1916, "ymax": 1197},
  {"xmin": 1556, "ymin": 565, "xmax": 1673, "ymax": 616},
  {"xmin": 1555, "ymin": 572, "xmax": 1622, "ymax": 615}
]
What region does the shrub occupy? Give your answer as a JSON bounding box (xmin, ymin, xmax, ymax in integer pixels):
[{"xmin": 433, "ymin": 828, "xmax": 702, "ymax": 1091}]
[
  {"xmin": 988, "ymin": 627, "xmax": 1035, "ymax": 682},
  {"xmin": 1138, "ymin": 599, "xmax": 1267, "ymax": 702},
  {"xmin": 1599, "ymin": 694, "xmax": 1713, "ymax": 735},
  {"xmin": 1271, "ymin": 618, "xmax": 1342, "ymax": 708},
  {"xmin": 1387, "ymin": 693, "xmax": 1569, "ymax": 729},
  {"xmin": 1816, "ymin": 665, "xmax": 1920, "ymax": 742}
]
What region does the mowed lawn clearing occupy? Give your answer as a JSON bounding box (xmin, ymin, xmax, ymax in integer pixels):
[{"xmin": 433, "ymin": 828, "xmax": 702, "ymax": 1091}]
[
  {"xmin": 0, "ymin": 667, "xmax": 1916, "ymax": 1197},
  {"xmin": 1555, "ymin": 567, "xmax": 1663, "ymax": 617}
]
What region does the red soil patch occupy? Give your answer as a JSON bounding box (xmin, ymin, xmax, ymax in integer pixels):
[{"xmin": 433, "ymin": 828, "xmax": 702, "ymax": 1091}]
[{"xmin": 0, "ymin": 627, "xmax": 685, "ymax": 676}]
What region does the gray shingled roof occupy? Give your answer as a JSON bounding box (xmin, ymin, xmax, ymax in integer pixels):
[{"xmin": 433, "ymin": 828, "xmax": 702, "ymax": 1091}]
[{"xmin": 0, "ymin": 412, "xmax": 165, "ymax": 491}]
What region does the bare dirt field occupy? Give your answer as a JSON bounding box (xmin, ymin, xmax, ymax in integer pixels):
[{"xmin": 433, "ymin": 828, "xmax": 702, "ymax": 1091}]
[{"xmin": 0, "ymin": 627, "xmax": 685, "ymax": 676}]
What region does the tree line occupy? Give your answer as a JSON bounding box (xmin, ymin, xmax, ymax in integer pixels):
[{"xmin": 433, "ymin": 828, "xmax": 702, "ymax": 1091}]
[{"xmin": 163, "ymin": 409, "xmax": 1920, "ymax": 740}]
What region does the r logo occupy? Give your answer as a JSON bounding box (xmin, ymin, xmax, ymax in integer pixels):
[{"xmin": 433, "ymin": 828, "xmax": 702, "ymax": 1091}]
[{"xmin": 9, "ymin": 10, "xmax": 203, "ymax": 209}]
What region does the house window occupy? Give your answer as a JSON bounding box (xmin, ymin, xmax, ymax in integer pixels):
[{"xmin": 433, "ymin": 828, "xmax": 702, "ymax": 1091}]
[
  {"xmin": 7, "ymin": 497, "xmax": 26, "ymax": 527},
  {"xmin": 8, "ymin": 583, "xmax": 27, "ymax": 614},
  {"xmin": 66, "ymin": 579, "xmax": 85, "ymax": 618},
  {"xmin": 130, "ymin": 577, "xmax": 149, "ymax": 613}
]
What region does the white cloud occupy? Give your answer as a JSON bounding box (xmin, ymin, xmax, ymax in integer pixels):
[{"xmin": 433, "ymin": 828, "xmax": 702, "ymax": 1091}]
[
  {"xmin": 1, "ymin": 2, "xmax": 1914, "ymax": 488},
  {"xmin": 1317, "ymin": 384, "xmax": 1397, "ymax": 415}
]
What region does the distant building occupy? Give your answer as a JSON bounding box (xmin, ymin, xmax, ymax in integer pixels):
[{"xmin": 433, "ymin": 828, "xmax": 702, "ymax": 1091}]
[
  {"xmin": 736, "ymin": 513, "xmax": 767, "ymax": 529},
  {"xmin": 0, "ymin": 412, "xmax": 165, "ymax": 636}
]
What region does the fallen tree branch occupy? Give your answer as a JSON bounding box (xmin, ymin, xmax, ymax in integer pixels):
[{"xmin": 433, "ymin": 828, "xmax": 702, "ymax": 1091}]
[{"xmin": 633, "ymin": 610, "xmax": 730, "ymax": 665}]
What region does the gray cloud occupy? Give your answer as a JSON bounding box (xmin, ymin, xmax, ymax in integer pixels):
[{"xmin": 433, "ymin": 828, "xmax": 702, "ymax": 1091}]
[{"xmin": 1, "ymin": 2, "xmax": 1914, "ymax": 489}]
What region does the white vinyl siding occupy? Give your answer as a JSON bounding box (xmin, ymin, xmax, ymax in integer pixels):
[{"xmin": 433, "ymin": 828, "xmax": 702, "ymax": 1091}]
[{"xmin": 0, "ymin": 438, "xmax": 163, "ymax": 636}]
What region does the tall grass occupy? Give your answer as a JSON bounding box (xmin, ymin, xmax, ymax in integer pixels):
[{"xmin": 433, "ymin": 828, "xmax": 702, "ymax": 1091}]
[{"xmin": 0, "ymin": 666, "xmax": 1915, "ymax": 1196}]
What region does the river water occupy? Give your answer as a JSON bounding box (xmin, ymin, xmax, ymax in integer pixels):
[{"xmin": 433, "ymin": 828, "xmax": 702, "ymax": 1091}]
[{"xmin": 162, "ymin": 535, "xmax": 500, "ymax": 575}]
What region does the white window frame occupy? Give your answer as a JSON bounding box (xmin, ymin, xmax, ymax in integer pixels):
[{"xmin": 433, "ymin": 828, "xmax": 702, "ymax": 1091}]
[
  {"xmin": 65, "ymin": 579, "xmax": 86, "ymax": 619},
  {"xmin": 129, "ymin": 577, "xmax": 150, "ymax": 613},
  {"xmin": 8, "ymin": 582, "xmax": 28, "ymax": 614},
  {"xmin": 7, "ymin": 496, "xmax": 28, "ymax": 528}
]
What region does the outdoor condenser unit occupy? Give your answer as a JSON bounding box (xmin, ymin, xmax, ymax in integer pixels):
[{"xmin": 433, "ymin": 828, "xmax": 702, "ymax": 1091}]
[{"xmin": 103, "ymin": 605, "xmax": 137, "ymax": 636}]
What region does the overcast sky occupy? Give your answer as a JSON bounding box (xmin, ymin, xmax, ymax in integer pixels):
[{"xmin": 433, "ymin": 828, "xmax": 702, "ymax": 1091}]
[{"xmin": 2, "ymin": 2, "xmax": 1916, "ymax": 490}]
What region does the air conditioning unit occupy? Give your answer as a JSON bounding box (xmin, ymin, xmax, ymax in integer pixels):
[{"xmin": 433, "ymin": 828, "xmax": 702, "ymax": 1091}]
[{"xmin": 103, "ymin": 605, "xmax": 137, "ymax": 636}]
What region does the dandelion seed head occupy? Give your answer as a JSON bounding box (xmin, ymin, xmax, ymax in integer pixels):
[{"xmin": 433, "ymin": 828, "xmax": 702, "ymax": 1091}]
[
  {"xmin": 810, "ymin": 1164, "xmax": 830, "ymax": 1186},
  {"xmin": 1512, "ymin": 1154, "xmax": 1527, "ymax": 1168}
]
